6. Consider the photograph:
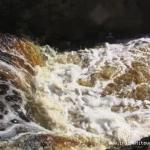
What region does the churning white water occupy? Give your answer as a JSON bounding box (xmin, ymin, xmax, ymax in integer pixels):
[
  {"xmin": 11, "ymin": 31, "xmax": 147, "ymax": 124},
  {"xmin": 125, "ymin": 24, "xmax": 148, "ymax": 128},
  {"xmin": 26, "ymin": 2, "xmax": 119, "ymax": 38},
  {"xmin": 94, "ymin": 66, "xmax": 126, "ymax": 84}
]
[{"xmin": 35, "ymin": 37, "xmax": 150, "ymax": 147}]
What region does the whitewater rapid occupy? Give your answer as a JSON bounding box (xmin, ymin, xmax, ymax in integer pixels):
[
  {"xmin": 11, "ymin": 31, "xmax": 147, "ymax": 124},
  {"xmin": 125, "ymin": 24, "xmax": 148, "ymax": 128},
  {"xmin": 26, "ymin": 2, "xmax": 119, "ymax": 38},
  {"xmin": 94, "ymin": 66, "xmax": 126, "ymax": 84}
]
[{"xmin": 35, "ymin": 38, "xmax": 150, "ymax": 147}]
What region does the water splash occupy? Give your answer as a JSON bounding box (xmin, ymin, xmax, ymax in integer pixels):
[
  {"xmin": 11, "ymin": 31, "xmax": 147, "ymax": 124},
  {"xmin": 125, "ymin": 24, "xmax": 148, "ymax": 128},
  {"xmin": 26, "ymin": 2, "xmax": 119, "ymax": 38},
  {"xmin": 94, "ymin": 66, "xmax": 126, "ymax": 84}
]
[
  {"xmin": 0, "ymin": 34, "xmax": 150, "ymax": 149},
  {"xmin": 0, "ymin": 34, "xmax": 46, "ymax": 140},
  {"xmin": 35, "ymin": 37, "xmax": 150, "ymax": 147}
]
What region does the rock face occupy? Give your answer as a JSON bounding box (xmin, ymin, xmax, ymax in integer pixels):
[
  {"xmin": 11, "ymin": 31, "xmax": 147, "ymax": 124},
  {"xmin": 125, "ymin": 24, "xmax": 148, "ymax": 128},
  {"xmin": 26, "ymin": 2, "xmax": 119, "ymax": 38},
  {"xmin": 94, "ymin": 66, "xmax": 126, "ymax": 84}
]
[
  {"xmin": 0, "ymin": 0, "xmax": 150, "ymax": 48},
  {"xmin": 107, "ymin": 136, "xmax": 150, "ymax": 150}
]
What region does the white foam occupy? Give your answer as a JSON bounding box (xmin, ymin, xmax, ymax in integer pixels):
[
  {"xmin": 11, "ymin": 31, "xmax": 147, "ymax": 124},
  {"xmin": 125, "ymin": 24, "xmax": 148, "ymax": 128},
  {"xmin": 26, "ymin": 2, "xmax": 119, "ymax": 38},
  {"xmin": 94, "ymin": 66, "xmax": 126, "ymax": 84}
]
[{"xmin": 35, "ymin": 37, "xmax": 150, "ymax": 146}]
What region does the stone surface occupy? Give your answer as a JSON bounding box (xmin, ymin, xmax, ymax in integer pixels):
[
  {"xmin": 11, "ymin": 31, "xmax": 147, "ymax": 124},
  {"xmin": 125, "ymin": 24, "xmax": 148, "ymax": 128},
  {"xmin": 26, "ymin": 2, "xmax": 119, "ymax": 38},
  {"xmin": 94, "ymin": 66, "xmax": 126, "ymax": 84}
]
[
  {"xmin": 0, "ymin": 0, "xmax": 150, "ymax": 48},
  {"xmin": 0, "ymin": 133, "xmax": 100, "ymax": 150}
]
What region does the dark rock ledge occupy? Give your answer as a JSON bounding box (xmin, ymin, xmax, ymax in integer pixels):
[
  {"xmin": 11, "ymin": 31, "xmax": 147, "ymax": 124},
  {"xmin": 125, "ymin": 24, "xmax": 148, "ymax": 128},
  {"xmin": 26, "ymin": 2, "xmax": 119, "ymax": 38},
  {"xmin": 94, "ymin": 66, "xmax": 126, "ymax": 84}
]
[{"xmin": 107, "ymin": 136, "xmax": 150, "ymax": 150}]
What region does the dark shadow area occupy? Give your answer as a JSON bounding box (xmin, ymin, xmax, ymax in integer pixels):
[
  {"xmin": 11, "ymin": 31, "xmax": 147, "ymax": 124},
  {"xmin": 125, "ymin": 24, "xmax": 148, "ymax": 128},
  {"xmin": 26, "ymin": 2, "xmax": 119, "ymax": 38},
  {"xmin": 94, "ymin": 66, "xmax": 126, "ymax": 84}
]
[
  {"xmin": 0, "ymin": 0, "xmax": 150, "ymax": 50},
  {"xmin": 43, "ymin": 32, "xmax": 150, "ymax": 51}
]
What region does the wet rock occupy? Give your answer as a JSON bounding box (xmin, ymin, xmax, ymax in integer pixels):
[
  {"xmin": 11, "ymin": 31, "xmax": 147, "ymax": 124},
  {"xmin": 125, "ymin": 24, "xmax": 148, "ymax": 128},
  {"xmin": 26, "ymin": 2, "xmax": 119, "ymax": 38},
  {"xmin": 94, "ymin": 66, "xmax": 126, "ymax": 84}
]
[
  {"xmin": 0, "ymin": 102, "xmax": 5, "ymax": 112},
  {"xmin": 77, "ymin": 78, "xmax": 95, "ymax": 87},
  {"xmin": 0, "ymin": 84, "xmax": 9, "ymax": 95},
  {"xmin": 107, "ymin": 136, "xmax": 150, "ymax": 150},
  {"xmin": 5, "ymin": 95, "xmax": 22, "ymax": 103},
  {"xmin": 0, "ymin": 133, "xmax": 102, "ymax": 150},
  {"xmin": 102, "ymin": 60, "xmax": 150, "ymax": 100},
  {"xmin": 131, "ymin": 84, "xmax": 150, "ymax": 100}
]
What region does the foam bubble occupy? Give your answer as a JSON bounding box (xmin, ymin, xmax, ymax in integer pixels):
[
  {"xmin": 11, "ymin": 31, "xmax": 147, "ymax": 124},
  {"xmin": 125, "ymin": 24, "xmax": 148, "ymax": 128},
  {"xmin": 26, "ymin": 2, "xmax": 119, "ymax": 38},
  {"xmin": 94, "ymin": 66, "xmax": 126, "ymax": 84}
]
[{"xmin": 35, "ymin": 37, "xmax": 150, "ymax": 146}]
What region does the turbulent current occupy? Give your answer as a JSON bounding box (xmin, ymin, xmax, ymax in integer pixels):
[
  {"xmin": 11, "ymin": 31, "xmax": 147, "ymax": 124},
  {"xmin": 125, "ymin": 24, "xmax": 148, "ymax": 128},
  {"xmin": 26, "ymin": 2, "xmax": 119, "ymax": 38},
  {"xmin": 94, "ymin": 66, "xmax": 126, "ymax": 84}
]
[
  {"xmin": 34, "ymin": 37, "xmax": 150, "ymax": 148},
  {"xmin": 0, "ymin": 35, "xmax": 150, "ymax": 149}
]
